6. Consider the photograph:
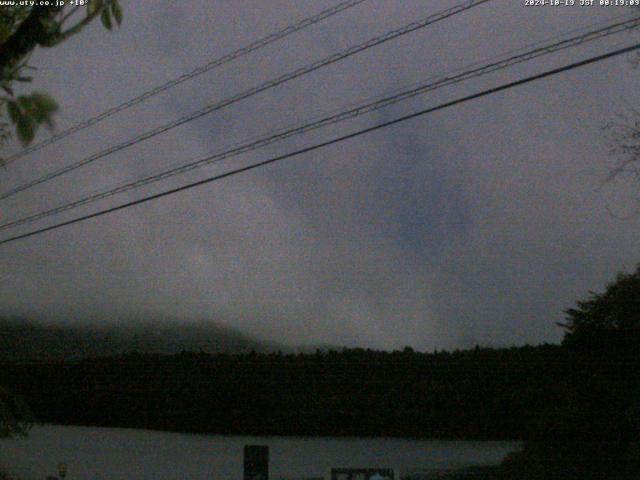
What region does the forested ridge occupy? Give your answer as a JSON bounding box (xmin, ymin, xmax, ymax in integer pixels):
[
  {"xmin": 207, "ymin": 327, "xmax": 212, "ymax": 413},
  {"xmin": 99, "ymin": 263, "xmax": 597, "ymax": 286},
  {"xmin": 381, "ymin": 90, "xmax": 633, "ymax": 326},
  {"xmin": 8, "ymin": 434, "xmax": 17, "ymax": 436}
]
[
  {"xmin": 2, "ymin": 343, "xmax": 637, "ymax": 440},
  {"xmin": 0, "ymin": 318, "xmax": 284, "ymax": 361}
]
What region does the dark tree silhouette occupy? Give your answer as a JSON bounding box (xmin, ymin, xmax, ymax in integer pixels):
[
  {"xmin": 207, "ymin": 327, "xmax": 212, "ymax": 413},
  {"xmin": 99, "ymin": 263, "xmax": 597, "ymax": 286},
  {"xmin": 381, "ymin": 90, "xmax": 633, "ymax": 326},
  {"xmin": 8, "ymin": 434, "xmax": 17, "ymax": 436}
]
[
  {"xmin": 503, "ymin": 265, "xmax": 640, "ymax": 479},
  {"xmin": 559, "ymin": 264, "xmax": 640, "ymax": 352}
]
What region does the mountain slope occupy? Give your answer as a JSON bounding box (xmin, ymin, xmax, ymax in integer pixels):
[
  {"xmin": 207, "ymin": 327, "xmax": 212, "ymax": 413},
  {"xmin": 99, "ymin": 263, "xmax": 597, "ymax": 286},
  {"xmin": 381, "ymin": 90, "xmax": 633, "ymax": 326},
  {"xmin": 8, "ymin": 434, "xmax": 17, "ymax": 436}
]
[{"xmin": 0, "ymin": 318, "xmax": 284, "ymax": 361}]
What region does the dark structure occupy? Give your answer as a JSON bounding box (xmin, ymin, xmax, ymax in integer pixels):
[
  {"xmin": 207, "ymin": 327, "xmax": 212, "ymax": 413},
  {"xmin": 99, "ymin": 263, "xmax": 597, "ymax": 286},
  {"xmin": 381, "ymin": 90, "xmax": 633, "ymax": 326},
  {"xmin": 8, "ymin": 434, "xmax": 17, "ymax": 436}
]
[{"xmin": 244, "ymin": 445, "xmax": 269, "ymax": 480}]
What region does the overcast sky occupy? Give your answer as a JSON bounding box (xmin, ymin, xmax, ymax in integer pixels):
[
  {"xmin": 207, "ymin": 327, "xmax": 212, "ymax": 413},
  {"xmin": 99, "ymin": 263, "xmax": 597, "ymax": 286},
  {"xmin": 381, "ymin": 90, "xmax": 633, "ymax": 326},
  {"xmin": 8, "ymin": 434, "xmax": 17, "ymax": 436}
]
[{"xmin": 1, "ymin": 0, "xmax": 639, "ymax": 350}]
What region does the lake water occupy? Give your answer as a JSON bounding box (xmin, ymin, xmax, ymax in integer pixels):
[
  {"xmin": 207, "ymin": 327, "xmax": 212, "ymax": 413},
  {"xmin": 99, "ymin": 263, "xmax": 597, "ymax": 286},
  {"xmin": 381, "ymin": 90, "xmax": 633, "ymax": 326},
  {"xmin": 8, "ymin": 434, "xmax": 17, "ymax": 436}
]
[{"xmin": 0, "ymin": 425, "xmax": 520, "ymax": 479}]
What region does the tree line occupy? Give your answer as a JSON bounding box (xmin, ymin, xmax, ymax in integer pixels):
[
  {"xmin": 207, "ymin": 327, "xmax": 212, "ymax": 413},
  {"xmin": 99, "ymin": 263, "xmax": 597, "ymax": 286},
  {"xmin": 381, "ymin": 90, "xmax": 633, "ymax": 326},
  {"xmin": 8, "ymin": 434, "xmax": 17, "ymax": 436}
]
[
  {"xmin": 0, "ymin": 342, "xmax": 634, "ymax": 441},
  {"xmin": 1, "ymin": 265, "xmax": 639, "ymax": 479}
]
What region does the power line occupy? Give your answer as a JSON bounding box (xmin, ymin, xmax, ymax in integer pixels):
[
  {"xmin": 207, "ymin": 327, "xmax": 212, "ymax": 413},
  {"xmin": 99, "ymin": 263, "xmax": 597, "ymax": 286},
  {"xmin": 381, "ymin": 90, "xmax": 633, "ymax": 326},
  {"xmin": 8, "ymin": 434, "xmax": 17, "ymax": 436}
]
[
  {"xmin": 0, "ymin": 0, "xmax": 491, "ymax": 201},
  {"xmin": 1, "ymin": 40, "xmax": 638, "ymax": 247},
  {"xmin": 3, "ymin": 0, "xmax": 371, "ymax": 164},
  {"xmin": 1, "ymin": 14, "xmax": 637, "ymax": 233}
]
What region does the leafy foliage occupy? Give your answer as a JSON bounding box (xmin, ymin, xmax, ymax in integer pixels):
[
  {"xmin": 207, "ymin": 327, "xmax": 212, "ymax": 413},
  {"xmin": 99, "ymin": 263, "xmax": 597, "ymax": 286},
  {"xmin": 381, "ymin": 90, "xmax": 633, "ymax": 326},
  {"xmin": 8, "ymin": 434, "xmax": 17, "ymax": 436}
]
[
  {"xmin": 559, "ymin": 264, "xmax": 640, "ymax": 351},
  {"xmin": 6, "ymin": 92, "xmax": 57, "ymax": 145},
  {"xmin": 0, "ymin": 2, "xmax": 123, "ymax": 156}
]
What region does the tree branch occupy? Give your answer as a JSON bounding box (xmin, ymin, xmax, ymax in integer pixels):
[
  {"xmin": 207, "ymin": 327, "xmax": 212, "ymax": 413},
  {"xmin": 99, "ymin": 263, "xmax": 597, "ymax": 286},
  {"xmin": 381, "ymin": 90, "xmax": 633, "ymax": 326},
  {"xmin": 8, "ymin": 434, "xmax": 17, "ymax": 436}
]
[
  {"xmin": 0, "ymin": 6, "xmax": 64, "ymax": 76},
  {"xmin": 59, "ymin": 5, "xmax": 82, "ymax": 26},
  {"xmin": 52, "ymin": 5, "xmax": 108, "ymax": 46}
]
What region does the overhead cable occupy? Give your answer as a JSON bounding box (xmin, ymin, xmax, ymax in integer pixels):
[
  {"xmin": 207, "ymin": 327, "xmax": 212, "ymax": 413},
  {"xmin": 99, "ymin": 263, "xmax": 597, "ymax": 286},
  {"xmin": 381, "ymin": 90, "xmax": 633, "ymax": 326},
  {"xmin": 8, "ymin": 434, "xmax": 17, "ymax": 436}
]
[
  {"xmin": 1, "ymin": 40, "xmax": 638, "ymax": 246},
  {"xmin": 3, "ymin": 0, "xmax": 371, "ymax": 164},
  {"xmin": 0, "ymin": 0, "xmax": 491, "ymax": 201},
  {"xmin": 1, "ymin": 14, "xmax": 637, "ymax": 233}
]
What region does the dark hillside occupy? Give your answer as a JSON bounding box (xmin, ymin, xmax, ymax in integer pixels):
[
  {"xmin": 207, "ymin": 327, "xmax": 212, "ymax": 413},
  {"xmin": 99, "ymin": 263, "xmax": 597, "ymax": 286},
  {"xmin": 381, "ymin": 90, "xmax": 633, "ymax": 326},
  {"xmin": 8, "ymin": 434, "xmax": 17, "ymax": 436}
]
[{"xmin": 0, "ymin": 318, "xmax": 284, "ymax": 361}]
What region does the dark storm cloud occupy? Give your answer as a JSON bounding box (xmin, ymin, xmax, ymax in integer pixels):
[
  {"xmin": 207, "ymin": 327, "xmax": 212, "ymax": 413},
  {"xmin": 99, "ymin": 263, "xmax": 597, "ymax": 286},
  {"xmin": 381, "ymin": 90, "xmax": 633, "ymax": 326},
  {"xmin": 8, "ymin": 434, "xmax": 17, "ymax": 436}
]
[{"xmin": 1, "ymin": 0, "xmax": 640, "ymax": 350}]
